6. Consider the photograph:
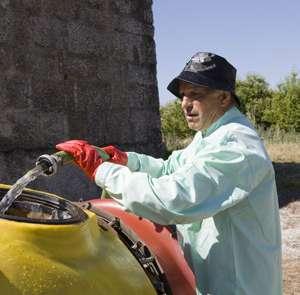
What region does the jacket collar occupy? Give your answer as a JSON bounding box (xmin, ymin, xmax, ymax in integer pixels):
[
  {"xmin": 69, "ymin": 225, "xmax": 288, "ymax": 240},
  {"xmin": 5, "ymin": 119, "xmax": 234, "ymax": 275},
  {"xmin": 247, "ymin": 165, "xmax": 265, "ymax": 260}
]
[{"xmin": 201, "ymin": 106, "xmax": 243, "ymax": 138}]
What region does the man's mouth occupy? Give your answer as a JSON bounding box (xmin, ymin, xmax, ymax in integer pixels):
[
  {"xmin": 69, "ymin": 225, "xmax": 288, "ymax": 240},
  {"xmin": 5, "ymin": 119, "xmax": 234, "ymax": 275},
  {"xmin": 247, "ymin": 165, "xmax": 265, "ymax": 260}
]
[
  {"xmin": 185, "ymin": 114, "xmax": 198, "ymax": 123},
  {"xmin": 185, "ymin": 113, "xmax": 198, "ymax": 122}
]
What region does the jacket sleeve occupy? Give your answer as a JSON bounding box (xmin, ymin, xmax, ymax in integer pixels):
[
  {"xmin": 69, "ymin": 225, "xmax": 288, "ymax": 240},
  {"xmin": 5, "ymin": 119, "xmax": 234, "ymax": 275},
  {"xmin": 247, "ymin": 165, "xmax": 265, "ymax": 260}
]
[
  {"xmin": 95, "ymin": 141, "xmax": 271, "ymax": 225},
  {"xmin": 126, "ymin": 150, "xmax": 183, "ymax": 177}
]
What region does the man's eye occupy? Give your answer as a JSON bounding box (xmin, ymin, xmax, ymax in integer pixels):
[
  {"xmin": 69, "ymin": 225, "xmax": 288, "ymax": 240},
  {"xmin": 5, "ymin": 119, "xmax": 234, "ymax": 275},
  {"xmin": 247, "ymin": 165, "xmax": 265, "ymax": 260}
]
[{"xmin": 191, "ymin": 93, "xmax": 202, "ymax": 99}]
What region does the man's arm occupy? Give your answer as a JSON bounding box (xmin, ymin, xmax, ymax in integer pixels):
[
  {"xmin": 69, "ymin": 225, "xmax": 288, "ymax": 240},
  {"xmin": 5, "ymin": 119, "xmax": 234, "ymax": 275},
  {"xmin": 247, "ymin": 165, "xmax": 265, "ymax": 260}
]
[
  {"xmin": 126, "ymin": 150, "xmax": 183, "ymax": 177},
  {"xmin": 95, "ymin": 141, "xmax": 271, "ymax": 225}
]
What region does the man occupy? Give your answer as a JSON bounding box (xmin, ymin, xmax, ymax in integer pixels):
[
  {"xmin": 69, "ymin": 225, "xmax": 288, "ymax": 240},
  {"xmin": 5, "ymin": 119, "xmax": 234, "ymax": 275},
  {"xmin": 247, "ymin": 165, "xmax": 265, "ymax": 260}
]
[{"xmin": 56, "ymin": 52, "xmax": 282, "ymax": 294}]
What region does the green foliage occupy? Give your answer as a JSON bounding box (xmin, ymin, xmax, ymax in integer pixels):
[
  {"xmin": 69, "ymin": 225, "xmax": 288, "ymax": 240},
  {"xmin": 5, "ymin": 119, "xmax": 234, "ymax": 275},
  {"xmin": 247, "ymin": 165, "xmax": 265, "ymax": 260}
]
[
  {"xmin": 263, "ymin": 72, "xmax": 300, "ymax": 132},
  {"xmin": 160, "ymin": 100, "xmax": 195, "ymax": 150},
  {"xmin": 236, "ymin": 74, "xmax": 272, "ymax": 127}
]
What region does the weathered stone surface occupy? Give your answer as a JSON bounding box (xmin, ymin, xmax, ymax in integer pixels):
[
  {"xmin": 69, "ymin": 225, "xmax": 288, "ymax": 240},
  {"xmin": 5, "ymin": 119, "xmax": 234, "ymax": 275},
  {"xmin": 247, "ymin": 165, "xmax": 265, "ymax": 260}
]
[
  {"xmin": 30, "ymin": 17, "xmax": 67, "ymax": 49},
  {"xmin": 0, "ymin": 0, "xmax": 162, "ymax": 200},
  {"xmin": 111, "ymin": 33, "xmax": 156, "ymax": 64},
  {"xmin": 67, "ymin": 22, "xmax": 109, "ymax": 56},
  {"xmin": 0, "ymin": 9, "xmax": 15, "ymax": 44}
]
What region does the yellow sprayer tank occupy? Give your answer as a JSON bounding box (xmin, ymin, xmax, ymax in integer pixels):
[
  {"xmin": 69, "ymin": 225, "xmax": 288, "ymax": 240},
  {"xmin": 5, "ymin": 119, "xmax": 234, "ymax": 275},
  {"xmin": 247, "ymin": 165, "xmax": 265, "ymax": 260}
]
[{"xmin": 0, "ymin": 184, "xmax": 156, "ymax": 295}]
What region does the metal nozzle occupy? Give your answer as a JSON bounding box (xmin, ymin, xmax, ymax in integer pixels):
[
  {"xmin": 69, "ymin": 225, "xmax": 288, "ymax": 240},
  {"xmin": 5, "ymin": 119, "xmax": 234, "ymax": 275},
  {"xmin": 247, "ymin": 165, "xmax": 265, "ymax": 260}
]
[{"xmin": 36, "ymin": 154, "xmax": 61, "ymax": 176}]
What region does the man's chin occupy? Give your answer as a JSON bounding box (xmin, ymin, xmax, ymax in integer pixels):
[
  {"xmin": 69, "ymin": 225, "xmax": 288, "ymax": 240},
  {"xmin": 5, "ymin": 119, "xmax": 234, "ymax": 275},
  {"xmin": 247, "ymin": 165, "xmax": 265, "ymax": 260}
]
[{"xmin": 187, "ymin": 122, "xmax": 202, "ymax": 131}]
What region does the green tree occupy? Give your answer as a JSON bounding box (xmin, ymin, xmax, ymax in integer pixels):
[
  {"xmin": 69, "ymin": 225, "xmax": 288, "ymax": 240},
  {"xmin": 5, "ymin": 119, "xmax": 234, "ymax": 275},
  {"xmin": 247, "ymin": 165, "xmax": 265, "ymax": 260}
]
[
  {"xmin": 263, "ymin": 72, "xmax": 300, "ymax": 131},
  {"xmin": 160, "ymin": 100, "xmax": 195, "ymax": 150},
  {"xmin": 236, "ymin": 74, "xmax": 272, "ymax": 127}
]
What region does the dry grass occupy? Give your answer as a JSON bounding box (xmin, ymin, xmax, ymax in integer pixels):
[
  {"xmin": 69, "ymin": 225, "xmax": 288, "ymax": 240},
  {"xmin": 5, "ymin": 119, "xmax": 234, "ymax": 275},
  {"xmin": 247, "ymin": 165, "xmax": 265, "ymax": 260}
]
[
  {"xmin": 163, "ymin": 130, "xmax": 300, "ymax": 162},
  {"xmin": 266, "ymin": 143, "xmax": 300, "ymax": 163}
]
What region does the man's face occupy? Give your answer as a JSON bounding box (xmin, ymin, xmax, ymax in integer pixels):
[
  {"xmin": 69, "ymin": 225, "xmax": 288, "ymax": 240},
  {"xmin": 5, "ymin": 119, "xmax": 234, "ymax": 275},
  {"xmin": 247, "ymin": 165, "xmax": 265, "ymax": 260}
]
[{"xmin": 179, "ymin": 81, "xmax": 230, "ymax": 131}]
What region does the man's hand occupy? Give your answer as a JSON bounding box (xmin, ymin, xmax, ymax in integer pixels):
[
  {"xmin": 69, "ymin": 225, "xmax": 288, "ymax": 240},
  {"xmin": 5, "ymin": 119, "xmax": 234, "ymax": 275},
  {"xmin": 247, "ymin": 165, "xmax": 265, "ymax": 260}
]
[
  {"xmin": 101, "ymin": 145, "xmax": 128, "ymax": 166},
  {"xmin": 55, "ymin": 140, "xmax": 103, "ymax": 180}
]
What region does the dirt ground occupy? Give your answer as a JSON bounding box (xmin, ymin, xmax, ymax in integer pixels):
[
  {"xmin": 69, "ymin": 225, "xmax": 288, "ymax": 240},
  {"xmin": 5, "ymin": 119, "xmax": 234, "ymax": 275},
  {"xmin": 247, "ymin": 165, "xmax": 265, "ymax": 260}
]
[
  {"xmin": 281, "ymin": 201, "xmax": 300, "ymax": 294},
  {"xmin": 273, "ymin": 160, "xmax": 300, "ymax": 294},
  {"xmin": 266, "ymin": 141, "xmax": 300, "ymax": 294}
]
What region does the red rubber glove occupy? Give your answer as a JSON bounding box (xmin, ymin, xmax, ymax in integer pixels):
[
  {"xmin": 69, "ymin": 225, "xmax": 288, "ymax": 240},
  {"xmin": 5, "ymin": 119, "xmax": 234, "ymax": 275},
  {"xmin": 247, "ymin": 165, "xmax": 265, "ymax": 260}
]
[
  {"xmin": 101, "ymin": 145, "xmax": 128, "ymax": 166},
  {"xmin": 55, "ymin": 140, "xmax": 103, "ymax": 180}
]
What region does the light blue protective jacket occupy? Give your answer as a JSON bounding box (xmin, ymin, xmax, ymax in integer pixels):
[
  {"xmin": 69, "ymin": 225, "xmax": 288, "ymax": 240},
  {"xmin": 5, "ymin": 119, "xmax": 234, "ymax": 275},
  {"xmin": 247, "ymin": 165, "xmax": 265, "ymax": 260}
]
[{"xmin": 95, "ymin": 107, "xmax": 282, "ymax": 295}]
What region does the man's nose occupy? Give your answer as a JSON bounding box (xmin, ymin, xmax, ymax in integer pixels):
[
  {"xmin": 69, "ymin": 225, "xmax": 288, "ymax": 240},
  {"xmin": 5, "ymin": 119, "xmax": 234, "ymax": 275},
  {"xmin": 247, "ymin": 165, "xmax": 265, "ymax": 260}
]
[{"xmin": 181, "ymin": 96, "xmax": 193, "ymax": 110}]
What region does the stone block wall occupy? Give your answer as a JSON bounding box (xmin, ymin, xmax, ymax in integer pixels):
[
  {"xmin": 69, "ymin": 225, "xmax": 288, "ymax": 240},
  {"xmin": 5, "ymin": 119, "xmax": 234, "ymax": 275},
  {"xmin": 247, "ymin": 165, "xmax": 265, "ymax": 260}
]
[{"xmin": 0, "ymin": 0, "xmax": 163, "ymax": 200}]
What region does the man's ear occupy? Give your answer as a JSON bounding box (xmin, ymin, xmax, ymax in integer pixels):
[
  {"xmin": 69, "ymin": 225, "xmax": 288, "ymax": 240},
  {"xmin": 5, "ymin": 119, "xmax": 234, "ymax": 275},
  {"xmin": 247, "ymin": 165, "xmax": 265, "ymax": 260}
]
[{"xmin": 220, "ymin": 91, "xmax": 233, "ymax": 108}]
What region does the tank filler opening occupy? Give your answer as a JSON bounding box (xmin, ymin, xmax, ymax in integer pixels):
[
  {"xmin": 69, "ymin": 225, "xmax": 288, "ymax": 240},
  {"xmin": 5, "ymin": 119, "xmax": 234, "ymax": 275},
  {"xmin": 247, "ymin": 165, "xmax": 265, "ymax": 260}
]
[{"xmin": 0, "ymin": 188, "xmax": 87, "ymax": 224}]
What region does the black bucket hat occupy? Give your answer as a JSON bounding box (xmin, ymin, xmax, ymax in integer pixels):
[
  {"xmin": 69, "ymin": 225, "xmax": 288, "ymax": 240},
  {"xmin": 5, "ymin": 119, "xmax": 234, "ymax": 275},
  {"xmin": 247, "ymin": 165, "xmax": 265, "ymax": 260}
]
[{"xmin": 167, "ymin": 52, "xmax": 240, "ymax": 105}]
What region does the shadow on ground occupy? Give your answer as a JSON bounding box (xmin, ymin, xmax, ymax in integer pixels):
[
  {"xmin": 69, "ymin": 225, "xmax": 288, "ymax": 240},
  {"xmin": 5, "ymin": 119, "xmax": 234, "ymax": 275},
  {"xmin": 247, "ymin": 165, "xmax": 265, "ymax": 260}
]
[{"xmin": 273, "ymin": 162, "xmax": 300, "ymax": 208}]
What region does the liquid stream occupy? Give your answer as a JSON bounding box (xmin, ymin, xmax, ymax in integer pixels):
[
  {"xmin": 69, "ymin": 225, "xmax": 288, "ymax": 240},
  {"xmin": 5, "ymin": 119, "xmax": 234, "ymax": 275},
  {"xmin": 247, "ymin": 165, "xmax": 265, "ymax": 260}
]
[{"xmin": 0, "ymin": 165, "xmax": 45, "ymax": 214}]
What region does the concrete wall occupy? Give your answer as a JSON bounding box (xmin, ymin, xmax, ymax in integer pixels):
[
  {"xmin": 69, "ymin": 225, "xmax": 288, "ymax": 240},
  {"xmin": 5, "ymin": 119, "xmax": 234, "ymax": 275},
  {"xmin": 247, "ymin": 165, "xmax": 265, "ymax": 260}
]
[{"xmin": 0, "ymin": 0, "xmax": 163, "ymax": 200}]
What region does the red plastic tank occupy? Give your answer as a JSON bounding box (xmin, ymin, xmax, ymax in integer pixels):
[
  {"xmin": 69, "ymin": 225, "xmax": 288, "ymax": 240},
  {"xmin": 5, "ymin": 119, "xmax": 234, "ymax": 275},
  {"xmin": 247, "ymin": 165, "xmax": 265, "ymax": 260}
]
[{"xmin": 87, "ymin": 198, "xmax": 196, "ymax": 295}]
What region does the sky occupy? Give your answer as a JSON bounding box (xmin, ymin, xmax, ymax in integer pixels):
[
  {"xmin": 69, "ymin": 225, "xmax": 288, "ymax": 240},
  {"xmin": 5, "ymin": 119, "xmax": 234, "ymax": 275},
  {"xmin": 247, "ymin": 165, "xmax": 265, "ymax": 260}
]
[{"xmin": 152, "ymin": 0, "xmax": 300, "ymax": 105}]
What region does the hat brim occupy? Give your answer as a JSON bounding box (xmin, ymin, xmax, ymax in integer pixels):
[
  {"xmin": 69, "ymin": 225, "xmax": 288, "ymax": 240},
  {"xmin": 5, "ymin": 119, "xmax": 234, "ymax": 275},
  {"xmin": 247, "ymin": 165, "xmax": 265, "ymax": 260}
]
[{"xmin": 167, "ymin": 71, "xmax": 214, "ymax": 98}]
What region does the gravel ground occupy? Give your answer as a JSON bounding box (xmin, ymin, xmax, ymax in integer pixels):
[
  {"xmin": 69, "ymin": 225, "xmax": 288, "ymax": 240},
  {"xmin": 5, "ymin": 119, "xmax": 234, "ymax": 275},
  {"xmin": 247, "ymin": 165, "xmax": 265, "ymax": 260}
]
[{"xmin": 280, "ymin": 201, "xmax": 300, "ymax": 294}]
